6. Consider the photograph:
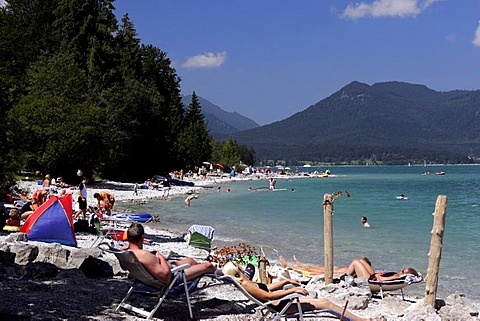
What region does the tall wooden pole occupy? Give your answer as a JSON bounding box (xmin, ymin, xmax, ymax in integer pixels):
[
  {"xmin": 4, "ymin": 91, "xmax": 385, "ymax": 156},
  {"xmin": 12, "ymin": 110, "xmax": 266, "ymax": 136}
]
[
  {"xmin": 425, "ymin": 195, "xmax": 447, "ymax": 306},
  {"xmin": 258, "ymin": 246, "xmax": 268, "ymax": 284},
  {"xmin": 323, "ymin": 193, "xmax": 334, "ymax": 284}
]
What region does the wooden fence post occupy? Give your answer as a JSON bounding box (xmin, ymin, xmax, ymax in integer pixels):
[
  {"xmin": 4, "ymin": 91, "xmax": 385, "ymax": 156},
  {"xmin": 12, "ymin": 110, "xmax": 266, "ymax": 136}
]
[
  {"xmin": 425, "ymin": 195, "xmax": 447, "ymax": 306},
  {"xmin": 323, "ymin": 193, "xmax": 334, "ymax": 284},
  {"xmin": 258, "ymin": 246, "xmax": 268, "ymax": 284}
]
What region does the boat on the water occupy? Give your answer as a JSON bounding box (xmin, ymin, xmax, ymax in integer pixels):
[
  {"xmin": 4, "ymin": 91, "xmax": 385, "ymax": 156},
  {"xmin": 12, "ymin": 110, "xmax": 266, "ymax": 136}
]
[
  {"xmin": 436, "ymin": 171, "xmax": 446, "ymax": 175},
  {"xmin": 111, "ymin": 213, "xmax": 153, "ymax": 223},
  {"xmin": 396, "ymin": 194, "xmax": 408, "ymax": 200}
]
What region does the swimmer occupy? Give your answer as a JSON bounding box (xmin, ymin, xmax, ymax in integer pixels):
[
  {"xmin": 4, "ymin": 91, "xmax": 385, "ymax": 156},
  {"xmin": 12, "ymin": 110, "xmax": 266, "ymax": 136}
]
[
  {"xmin": 361, "ymin": 216, "xmax": 371, "ymax": 228},
  {"xmin": 185, "ymin": 194, "xmax": 199, "ymax": 207}
]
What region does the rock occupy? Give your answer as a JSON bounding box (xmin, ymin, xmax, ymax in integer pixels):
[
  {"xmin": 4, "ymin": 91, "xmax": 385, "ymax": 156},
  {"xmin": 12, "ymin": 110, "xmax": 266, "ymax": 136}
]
[
  {"xmin": 378, "ymin": 296, "xmax": 412, "ymax": 317},
  {"xmin": 5, "ymin": 232, "xmax": 27, "ymax": 242},
  {"xmin": 404, "ymin": 300, "xmax": 441, "ymax": 320},
  {"xmin": 79, "ymin": 256, "xmax": 113, "ymax": 278},
  {"xmin": 9, "ymin": 242, "xmax": 39, "ymax": 264},
  {"xmin": 66, "ymin": 246, "xmax": 103, "ymax": 269},
  {"xmin": 437, "ymin": 292, "xmax": 480, "ymax": 320}
]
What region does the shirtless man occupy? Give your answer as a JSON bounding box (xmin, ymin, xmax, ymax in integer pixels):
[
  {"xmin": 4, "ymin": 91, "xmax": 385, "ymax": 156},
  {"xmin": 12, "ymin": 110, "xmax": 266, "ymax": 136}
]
[
  {"xmin": 93, "ymin": 191, "xmax": 115, "ymax": 215},
  {"xmin": 126, "ymin": 223, "xmax": 216, "ymax": 284},
  {"xmin": 361, "ymin": 216, "xmax": 371, "ymax": 228},
  {"xmin": 184, "ymin": 194, "xmax": 198, "ymax": 207}
]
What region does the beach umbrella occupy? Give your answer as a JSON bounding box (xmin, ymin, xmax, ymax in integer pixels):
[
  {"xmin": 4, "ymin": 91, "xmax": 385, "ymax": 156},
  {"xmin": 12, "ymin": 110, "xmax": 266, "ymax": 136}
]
[
  {"xmin": 213, "ymin": 163, "xmax": 224, "ymax": 169},
  {"xmin": 285, "ymin": 167, "xmax": 291, "ymax": 170},
  {"xmin": 202, "ymin": 161, "xmax": 211, "ymax": 165}
]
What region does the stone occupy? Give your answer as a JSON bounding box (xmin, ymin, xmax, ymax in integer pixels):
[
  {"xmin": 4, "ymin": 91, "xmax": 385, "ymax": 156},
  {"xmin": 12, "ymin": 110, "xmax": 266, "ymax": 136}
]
[
  {"xmin": 9, "ymin": 242, "xmax": 39, "ymax": 264},
  {"xmin": 79, "ymin": 256, "xmax": 113, "ymax": 278}
]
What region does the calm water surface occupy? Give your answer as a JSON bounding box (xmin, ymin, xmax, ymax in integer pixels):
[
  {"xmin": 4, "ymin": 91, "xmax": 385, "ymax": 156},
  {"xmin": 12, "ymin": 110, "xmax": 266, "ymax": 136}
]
[{"xmin": 121, "ymin": 165, "xmax": 480, "ymax": 301}]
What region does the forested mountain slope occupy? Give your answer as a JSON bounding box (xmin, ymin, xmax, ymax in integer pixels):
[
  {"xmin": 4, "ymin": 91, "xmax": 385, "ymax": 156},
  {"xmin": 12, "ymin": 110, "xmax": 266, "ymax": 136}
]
[
  {"xmin": 181, "ymin": 95, "xmax": 259, "ymax": 136},
  {"xmin": 230, "ymin": 81, "xmax": 480, "ymax": 164}
]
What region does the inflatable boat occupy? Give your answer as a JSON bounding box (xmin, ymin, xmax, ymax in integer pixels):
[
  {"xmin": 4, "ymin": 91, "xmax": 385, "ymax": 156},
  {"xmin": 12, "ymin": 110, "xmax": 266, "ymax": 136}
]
[{"xmin": 111, "ymin": 213, "xmax": 154, "ymax": 223}]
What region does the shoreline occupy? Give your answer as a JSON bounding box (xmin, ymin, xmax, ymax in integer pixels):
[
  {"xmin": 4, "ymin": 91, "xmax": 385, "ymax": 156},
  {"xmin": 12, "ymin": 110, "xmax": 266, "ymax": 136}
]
[{"xmin": 3, "ymin": 177, "xmax": 480, "ymax": 319}]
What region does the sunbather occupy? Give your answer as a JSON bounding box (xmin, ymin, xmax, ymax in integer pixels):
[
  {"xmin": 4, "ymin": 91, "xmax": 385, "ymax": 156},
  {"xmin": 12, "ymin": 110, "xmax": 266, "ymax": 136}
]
[
  {"xmin": 222, "ymin": 261, "xmax": 384, "ymax": 321},
  {"xmin": 343, "ymin": 258, "xmax": 419, "ymax": 282},
  {"xmin": 279, "ymin": 255, "xmax": 372, "ymax": 276},
  {"xmin": 126, "ymin": 222, "xmax": 216, "ymax": 285}
]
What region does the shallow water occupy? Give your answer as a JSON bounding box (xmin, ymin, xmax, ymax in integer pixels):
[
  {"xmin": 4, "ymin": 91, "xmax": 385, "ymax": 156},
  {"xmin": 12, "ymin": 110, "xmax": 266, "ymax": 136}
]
[{"xmin": 120, "ymin": 165, "xmax": 480, "ymax": 302}]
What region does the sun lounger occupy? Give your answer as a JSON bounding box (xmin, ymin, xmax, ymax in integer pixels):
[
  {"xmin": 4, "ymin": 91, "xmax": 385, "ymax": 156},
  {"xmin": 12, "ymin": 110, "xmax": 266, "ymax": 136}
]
[
  {"xmin": 217, "ymin": 275, "xmax": 352, "ymax": 321},
  {"xmin": 368, "ymin": 272, "xmax": 424, "ymax": 299}
]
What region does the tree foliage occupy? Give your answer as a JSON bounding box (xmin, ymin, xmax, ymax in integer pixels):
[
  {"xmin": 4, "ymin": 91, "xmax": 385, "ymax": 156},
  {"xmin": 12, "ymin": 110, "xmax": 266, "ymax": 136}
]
[
  {"xmin": 0, "ymin": 0, "xmax": 220, "ymax": 198},
  {"xmin": 175, "ymin": 92, "xmax": 212, "ymax": 169}
]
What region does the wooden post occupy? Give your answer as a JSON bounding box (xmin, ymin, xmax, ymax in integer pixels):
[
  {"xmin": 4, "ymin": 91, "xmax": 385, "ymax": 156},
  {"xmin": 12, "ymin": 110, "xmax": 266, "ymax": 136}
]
[
  {"xmin": 323, "ymin": 193, "xmax": 334, "ymax": 284},
  {"xmin": 425, "ymin": 195, "xmax": 447, "ymax": 306},
  {"xmin": 258, "ymin": 246, "xmax": 268, "ymax": 284}
]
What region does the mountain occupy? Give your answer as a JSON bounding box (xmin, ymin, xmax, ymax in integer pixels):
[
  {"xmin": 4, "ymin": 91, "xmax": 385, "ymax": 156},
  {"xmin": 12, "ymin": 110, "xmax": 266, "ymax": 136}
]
[
  {"xmin": 230, "ymin": 81, "xmax": 480, "ymax": 164},
  {"xmin": 181, "ymin": 95, "xmax": 259, "ymax": 137}
]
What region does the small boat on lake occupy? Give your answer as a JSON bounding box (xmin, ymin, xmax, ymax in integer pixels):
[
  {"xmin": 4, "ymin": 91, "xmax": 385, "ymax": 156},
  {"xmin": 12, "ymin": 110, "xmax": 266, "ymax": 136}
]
[{"xmin": 436, "ymin": 171, "xmax": 446, "ymax": 175}]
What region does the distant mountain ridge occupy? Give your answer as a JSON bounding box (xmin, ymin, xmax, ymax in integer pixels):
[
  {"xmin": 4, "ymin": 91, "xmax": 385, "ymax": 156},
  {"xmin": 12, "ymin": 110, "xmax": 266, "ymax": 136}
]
[
  {"xmin": 228, "ymin": 81, "xmax": 480, "ymax": 164},
  {"xmin": 181, "ymin": 95, "xmax": 259, "ymax": 136}
]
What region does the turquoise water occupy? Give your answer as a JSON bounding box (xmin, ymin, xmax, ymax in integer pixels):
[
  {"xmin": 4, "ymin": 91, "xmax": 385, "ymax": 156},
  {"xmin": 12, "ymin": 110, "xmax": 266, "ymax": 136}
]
[{"xmin": 121, "ymin": 165, "xmax": 480, "ymax": 301}]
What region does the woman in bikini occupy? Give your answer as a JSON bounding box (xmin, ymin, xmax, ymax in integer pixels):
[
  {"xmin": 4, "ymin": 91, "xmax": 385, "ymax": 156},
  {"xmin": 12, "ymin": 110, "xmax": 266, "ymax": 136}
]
[
  {"xmin": 344, "ymin": 258, "xmax": 419, "ymax": 281},
  {"xmin": 222, "ymin": 261, "xmax": 384, "ymax": 321}
]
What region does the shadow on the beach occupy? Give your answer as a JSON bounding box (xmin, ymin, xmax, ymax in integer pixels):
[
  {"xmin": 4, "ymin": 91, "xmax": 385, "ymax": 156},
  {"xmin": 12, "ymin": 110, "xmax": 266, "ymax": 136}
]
[
  {"xmin": 141, "ymin": 296, "xmax": 256, "ymax": 320},
  {"xmin": 0, "ymin": 271, "xmax": 131, "ymax": 320}
]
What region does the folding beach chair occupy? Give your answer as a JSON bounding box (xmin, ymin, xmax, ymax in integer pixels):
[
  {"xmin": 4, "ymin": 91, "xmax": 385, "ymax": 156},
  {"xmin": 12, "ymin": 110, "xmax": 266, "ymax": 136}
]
[
  {"xmin": 368, "ymin": 272, "xmax": 424, "ymax": 300},
  {"xmin": 217, "ymin": 275, "xmax": 352, "ymax": 321},
  {"xmin": 98, "ymin": 242, "xmax": 201, "ymax": 319},
  {"xmin": 89, "ymin": 214, "xmax": 128, "ymax": 247}
]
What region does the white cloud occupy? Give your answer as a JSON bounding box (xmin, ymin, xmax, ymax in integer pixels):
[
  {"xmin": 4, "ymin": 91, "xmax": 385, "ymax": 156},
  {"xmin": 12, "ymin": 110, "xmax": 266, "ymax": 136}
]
[
  {"xmin": 342, "ymin": 0, "xmax": 439, "ymax": 20},
  {"xmin": 473, "ymin": 21, "xmax": 480, "ymax": 47},
  {"xmin": 181, "ymin": 51, "xmax": 227, "ymax": 68}
]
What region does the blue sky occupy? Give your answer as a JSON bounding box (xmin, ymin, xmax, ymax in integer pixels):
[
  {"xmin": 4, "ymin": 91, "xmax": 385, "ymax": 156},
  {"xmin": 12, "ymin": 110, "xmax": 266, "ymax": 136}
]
[
  {"xmin": 113, "ymin": 0, "xmax": 480, "ymax": 125},
  {"xmin": 4, "ymin": 0, "xmax": 480, "ymax": 125}
]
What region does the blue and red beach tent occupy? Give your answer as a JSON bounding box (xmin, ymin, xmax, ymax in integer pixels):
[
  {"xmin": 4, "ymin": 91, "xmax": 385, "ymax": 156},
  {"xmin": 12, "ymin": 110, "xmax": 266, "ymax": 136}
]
[{"xmin": 20, "ymin": 194, "xmax": 77, "ymax": 247}]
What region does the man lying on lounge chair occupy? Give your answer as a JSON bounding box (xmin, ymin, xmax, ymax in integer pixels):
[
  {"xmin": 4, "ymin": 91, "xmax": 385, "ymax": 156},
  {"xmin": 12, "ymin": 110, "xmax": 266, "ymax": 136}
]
[{"xmin": 126, "ymin": 222, "xmax": 217, "ymax": 285}]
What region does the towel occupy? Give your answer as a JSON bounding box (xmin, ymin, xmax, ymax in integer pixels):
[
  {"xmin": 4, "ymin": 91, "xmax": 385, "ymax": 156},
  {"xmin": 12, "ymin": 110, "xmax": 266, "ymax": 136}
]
[
  {"xmin": 188, "ymin": 225, "xmax": 215, "ymax": 239},
  {"xmin": 404, "ymin": 273, "xmax": 423, "ymax": 284}
]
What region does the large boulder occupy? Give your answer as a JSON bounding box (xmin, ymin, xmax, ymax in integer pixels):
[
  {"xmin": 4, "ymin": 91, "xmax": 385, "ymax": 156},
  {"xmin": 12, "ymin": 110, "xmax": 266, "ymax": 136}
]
[
  {"xmin": 79, "ymin": 256, "xmax": 113, "ymax": 278},
  {"xmin": 9, "ymin": 242, "xmax": 39, "ymax": 264}
]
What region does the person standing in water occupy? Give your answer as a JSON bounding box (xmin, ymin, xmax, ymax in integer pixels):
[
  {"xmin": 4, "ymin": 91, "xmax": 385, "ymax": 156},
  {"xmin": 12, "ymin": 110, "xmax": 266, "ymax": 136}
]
[
  {"xmin": 361, "ymin": 216, "xmax": 371, "ymax": 228},
  {"xmin": 185, "ymin": 194, "xmax": 198, "ymax": 207}
]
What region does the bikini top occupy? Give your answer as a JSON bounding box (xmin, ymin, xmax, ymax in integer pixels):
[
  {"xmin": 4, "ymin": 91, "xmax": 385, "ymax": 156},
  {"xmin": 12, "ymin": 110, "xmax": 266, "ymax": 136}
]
[{"xmin": 257, "ymin": 282, "xmax": 269, "ymax": 292}]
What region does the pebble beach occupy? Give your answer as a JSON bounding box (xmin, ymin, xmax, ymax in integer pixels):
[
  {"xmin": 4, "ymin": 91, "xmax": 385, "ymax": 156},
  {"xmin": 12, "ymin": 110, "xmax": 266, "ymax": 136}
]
[{"xmin": 1, "ymin": 176, "xmax": 479, "ymax": 320}]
